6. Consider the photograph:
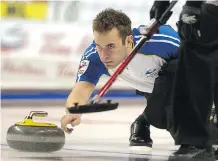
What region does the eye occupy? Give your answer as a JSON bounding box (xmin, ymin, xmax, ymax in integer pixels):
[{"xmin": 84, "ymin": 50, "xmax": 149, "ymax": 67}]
[{"xmin": 107, "ymin": 44, "xmax": 115, "ymax": 49}]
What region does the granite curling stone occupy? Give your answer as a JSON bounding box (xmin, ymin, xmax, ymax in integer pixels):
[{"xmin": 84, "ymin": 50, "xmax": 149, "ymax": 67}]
[
  {"xmin": 210, "ymin": 108, "xmax": 218, "ymax": 145},
  {"xmin": 6, "ymin": 111, "xmax": 65, "ymax": 152}
]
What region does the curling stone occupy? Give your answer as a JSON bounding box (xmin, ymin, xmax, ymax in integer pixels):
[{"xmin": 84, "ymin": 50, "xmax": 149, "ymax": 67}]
[
  {"xmin": 6, "ymin": 111, "xmax": 65, "ymax": 152},
  {"xmin": 210, "ymin": 108, "xmax": 218, "ymax": 145}
]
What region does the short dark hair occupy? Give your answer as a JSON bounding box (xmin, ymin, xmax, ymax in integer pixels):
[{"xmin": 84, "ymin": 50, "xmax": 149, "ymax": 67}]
[{"xmin": 92, "ymin": 8, "xmax": 132, "ymax": 44}]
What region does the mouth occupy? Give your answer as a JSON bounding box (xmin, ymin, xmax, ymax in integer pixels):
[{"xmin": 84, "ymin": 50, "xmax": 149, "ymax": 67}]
[{"xmin": 104, "ymin": 61, "xmax": 113, "ymax": 64}]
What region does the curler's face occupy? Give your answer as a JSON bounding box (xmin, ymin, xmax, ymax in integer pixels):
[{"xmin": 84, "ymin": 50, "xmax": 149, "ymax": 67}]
[{"xmin": 94, "ymin": 28, "xmax": 132, "ymax": 69}]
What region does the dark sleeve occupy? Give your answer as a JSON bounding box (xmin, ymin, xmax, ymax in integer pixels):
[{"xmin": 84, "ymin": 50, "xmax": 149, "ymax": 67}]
[{"xmin": 185, "ymin": 1, "xmax": 204, "ymax": 8}]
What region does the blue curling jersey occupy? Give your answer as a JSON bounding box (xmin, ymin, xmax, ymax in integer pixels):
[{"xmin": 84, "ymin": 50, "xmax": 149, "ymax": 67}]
[{"xmin": 76, "ymin": 25, "xmax": 180, "ymax": 93}]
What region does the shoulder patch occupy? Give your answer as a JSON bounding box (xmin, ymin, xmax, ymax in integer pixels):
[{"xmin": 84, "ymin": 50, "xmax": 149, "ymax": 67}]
[{"xmin": 77, "ymin": 60, "xmax": 90, "ymax": 76}]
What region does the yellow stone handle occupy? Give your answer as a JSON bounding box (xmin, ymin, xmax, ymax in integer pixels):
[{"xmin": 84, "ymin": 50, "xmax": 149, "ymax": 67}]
[{"xmin": 15, "ymin": 111, "xmax": 57, "ymax": 127}]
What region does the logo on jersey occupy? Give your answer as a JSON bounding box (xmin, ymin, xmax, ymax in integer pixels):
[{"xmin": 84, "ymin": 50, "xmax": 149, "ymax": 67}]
[
  {"xmin": 77, "ymin": 60, "xmax": 90, "ymax": 76},
  {"xmin": 145, "ymin": 69, "xmax": 157, "ymax": 78}
]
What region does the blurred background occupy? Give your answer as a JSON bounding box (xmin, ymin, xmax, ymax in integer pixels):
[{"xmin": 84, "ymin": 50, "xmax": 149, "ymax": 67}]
[{"xmin": 1, "ymin": 0, "xmax": 185, "ymax": 107}]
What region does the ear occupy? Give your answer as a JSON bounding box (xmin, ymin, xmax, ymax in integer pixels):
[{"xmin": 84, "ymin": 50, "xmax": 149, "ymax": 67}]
[{"xmin": 125, "ymin": 35, "xmax": 134, "ymax": 47}]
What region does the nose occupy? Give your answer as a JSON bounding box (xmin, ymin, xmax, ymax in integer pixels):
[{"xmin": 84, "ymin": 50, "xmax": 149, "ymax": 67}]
[{"xmin": 100, "ymin": 48, "xmax": 111, "ymax": 60}]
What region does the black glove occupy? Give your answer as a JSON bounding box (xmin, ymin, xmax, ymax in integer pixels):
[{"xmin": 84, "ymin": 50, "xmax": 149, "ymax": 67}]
[
  {"xmin": 150, "ymin": 0, "xmax": 170, "ymax": 20},
  {"xmin": 177, "ymin": 2, "xmax": 203, "ymax": 41}
]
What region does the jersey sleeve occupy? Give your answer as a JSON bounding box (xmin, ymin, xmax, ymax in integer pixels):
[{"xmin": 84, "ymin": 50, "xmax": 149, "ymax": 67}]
[
  {"xmin": 133, "ymin": 25, "xmax": 180, "ymax": 60},
  {"xmin": 76, "ymin": 43, "xmax": 108, "ymax": 85}
]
